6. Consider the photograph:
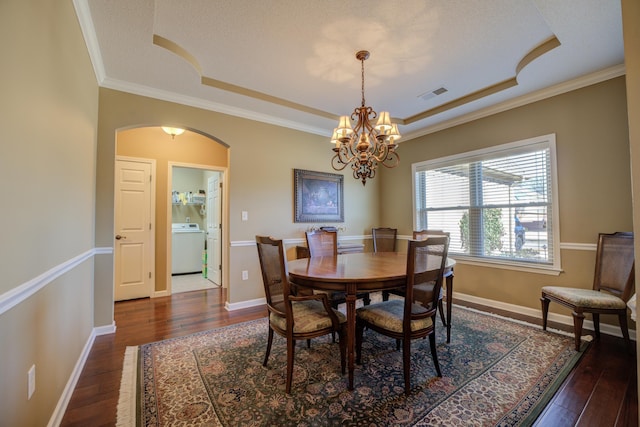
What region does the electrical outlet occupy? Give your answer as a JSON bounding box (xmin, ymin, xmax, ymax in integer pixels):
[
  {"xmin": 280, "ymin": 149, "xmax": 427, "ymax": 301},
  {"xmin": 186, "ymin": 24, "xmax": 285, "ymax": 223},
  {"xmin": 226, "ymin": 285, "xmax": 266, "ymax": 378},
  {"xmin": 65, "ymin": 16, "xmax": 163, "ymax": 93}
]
[
  {"xmin": 241, "ymin": 211, "xmax": 248, "ymax": 221},
  {"xmin": 186, "ymin": 217, "xmax": 190, "ymax": 223},
  {"xmin": 242, "ymin": 270, "xmax": 248, "ymax": 280},
  {"xmin": 28, "ymin": 365, "xmax": 35, "ymax": 400}
]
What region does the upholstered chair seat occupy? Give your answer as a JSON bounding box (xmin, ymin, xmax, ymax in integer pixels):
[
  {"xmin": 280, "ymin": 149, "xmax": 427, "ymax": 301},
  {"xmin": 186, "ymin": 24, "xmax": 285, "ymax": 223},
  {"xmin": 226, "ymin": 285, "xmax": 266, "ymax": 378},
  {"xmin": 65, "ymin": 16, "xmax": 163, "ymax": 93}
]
[
  {"xmin": 541, "ymin": 287, "xmax": 628, "ymax": 310},
  {"xmin": 356, "ymin": 300, "xmax": 433, "ymax": 333},
  {"xmin": 270, "ymin": 300, "xmax": 347, "ymax": 333}
]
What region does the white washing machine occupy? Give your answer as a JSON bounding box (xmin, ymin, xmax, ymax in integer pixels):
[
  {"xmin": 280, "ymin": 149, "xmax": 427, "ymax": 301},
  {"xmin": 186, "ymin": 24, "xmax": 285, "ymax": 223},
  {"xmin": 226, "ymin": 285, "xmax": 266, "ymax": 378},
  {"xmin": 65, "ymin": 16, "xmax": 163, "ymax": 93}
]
[{"xmin": 171, "ymin": 223, "xmax": 206, "ymax": 275}]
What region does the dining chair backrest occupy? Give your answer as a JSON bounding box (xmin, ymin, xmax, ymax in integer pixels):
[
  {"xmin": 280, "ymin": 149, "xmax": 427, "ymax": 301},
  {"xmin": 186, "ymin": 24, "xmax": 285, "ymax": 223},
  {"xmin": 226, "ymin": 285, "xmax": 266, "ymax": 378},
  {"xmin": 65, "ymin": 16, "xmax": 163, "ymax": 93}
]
[
  {"xmin": 372, "ymin": 227, "xmax": 397, "ymax": 252},
  {"xmin": 594, "ymin": 231, "xmax": 635, "ymax": 299},
  {"xmin": 305, "ymin": 229, "xmax": 338, "ymax": 257},
  {"xmin": 255, "ymin": 236, "xmax": 290, "ymax": 310},
  {"xmin": 404, "ymin": 236, "xmax": 450, "ymax": 319},
  {"xmin": 256, "ymin": 235, "xmax": 346, "ymax": 394},
  {"xmin": 413, "ymin": 229, "xmax": 450, "ymax": 241}
]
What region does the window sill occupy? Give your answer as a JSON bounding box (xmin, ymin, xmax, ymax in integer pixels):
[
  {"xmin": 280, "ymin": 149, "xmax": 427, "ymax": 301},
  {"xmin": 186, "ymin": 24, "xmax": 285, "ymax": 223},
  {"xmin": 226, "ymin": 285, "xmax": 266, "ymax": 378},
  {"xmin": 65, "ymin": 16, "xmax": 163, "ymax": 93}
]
[{"xmin": 452, "ymin": 255, "xmax": 562, "ymax": 276}]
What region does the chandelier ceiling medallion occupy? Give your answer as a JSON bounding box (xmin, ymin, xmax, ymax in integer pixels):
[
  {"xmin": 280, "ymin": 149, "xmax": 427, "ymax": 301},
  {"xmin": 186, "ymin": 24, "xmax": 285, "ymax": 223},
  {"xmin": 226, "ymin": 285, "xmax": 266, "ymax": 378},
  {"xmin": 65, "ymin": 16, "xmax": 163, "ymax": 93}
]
[{"xmin": 330, "ymin": 50, "xmax": 401, "ymax": 186}]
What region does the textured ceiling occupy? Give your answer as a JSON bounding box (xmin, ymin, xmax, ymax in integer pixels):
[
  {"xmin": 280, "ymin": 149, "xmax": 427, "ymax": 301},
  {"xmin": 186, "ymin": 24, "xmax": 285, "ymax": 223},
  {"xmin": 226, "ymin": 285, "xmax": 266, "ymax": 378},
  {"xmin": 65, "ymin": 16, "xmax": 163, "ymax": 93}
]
[{"xmin": 76, "ymin": 0, "xmax": 624, "ymax": 140}]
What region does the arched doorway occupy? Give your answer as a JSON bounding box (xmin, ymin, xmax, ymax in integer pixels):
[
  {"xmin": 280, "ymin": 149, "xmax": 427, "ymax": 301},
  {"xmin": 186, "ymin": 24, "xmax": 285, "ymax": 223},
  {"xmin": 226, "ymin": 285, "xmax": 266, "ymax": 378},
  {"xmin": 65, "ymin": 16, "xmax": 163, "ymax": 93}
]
[{"xmin": 114, "ymin": 126, "xmax": 228, "ymax": 300}]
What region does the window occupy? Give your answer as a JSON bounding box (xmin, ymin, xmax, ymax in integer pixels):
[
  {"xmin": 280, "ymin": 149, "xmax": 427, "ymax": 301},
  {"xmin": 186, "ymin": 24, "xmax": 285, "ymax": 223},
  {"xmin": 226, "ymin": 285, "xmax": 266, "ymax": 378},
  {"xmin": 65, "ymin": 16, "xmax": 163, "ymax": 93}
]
[{"xmin": 413, "ymin": 134, "xmax": 560, "ymax": 273}]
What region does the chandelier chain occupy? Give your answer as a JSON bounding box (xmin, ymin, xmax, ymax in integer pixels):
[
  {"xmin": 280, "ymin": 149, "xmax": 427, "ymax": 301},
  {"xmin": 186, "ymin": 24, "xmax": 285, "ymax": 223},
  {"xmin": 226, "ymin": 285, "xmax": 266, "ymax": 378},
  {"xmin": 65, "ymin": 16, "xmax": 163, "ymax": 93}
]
[{"xmin": 361, "ymin": 56, "xmax": 366, "ymax": 108}]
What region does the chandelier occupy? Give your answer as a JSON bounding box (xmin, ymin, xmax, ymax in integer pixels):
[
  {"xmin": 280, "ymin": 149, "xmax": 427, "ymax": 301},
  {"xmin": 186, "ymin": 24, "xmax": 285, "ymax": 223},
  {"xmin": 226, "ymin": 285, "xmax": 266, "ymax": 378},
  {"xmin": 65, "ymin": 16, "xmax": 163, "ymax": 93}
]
[{"xmin": 330, "ymin": 50, "xmax": 401, "ymax": 186}]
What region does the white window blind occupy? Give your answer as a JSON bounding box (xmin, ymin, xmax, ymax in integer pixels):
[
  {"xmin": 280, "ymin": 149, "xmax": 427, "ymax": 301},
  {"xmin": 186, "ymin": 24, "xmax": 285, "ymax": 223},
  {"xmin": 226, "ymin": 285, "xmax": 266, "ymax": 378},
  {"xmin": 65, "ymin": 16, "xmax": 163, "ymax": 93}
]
[{"xmin": 413, "ymin": 134, "xmax": 560, "ymax": 271}]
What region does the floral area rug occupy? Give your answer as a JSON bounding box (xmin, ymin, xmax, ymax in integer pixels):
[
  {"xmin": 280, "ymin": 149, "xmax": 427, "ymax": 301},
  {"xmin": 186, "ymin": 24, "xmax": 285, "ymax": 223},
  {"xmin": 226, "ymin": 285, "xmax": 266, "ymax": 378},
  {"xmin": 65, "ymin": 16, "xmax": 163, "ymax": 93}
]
[{"xmin": 116, "ymin": 305, "xmax": 585, "ymax": 426}]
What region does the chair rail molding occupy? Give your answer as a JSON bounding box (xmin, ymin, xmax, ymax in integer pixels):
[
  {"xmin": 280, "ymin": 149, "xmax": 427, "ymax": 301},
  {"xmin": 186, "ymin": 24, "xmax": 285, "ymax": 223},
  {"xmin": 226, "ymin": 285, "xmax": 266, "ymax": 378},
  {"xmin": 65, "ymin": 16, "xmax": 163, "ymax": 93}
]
[{"xmin": 0, "ymin": 247, "xmax": 113, "ymax": 316}]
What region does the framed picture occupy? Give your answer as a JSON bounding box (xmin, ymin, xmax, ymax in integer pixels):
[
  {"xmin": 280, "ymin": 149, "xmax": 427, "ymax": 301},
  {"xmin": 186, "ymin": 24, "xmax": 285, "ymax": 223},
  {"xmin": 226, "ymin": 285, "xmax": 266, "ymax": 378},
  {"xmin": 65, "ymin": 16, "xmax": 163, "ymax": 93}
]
[{"xmin": 294, "ymin": 169, "xmax": 344, "ymax": 223}]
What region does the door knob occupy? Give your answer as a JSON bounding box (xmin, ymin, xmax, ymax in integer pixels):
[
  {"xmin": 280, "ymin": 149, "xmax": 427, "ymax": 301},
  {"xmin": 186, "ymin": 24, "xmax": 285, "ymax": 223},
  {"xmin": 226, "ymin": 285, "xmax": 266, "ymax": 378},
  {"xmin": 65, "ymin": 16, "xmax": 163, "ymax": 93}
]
[{"xmin": 115, "ymin": 235, "xmax": 126, "ymax": 240}]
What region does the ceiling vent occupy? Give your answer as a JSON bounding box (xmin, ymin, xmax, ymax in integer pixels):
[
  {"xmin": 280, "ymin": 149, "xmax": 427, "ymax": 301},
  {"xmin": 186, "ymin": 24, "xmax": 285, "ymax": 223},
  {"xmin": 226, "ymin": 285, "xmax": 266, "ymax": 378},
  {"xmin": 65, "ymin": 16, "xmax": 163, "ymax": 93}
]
[{"xmin": 418, "ymin": 87, "xmax": 448, "ymax": 101}]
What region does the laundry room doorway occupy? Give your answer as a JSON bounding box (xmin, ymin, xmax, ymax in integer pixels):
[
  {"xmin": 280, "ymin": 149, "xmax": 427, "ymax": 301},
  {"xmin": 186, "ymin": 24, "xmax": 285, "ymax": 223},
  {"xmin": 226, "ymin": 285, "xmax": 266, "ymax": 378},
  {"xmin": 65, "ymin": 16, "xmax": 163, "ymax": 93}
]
[
  {"xmin": 170, "ymin": 164, "xmax": 223, "ymax": 294},
  {"xmin": 116, "ymin": 127, "xmax": 229, "ymax": 298}
]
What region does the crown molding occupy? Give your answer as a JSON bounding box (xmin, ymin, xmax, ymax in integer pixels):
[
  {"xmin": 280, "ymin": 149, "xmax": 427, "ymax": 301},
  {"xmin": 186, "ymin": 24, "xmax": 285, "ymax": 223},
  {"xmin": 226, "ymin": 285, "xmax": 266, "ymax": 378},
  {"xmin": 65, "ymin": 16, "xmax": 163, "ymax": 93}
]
[
  {"xmin": 403, "ymin": 64, "xmax": 626, "ymax": 141},
  {"xmin": 101, "ymin": 77, "xmax": 329, "ymax": 136},
  {"xmin": 73, "ymin": 0, "xmax": 625, "ymax": 142},
  {"xmin": 73, "ymin": 0, "xmax": 106, "ymax": 84}
]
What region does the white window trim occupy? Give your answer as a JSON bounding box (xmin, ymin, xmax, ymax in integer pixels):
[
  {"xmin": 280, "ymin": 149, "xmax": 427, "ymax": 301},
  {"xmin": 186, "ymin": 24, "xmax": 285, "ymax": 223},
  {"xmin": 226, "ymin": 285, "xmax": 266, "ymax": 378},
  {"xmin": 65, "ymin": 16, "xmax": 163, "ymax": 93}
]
[{"xmin": 412, "ymin": 133, "xmax": 561, "ymax": 274}]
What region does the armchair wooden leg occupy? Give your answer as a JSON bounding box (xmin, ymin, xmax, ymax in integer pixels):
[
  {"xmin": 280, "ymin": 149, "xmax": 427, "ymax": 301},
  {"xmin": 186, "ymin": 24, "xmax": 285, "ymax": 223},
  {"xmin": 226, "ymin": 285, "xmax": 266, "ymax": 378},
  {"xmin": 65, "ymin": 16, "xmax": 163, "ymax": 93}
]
[
  {"xmin": 429, "ymin": 332, "xmax": 442, "ymax": 378},
  {"xmin": 618, "ymin": 312, "xmax": 633, "ymax": 353},
  {"xmin": 571, "ymin": 310, "xmax": 585, "ymax": 351},
  {"xmin": 540, "ymin": 296, "xmax": 550, "ymax": 331},
  {"xmin": 402, "ymin": 337, "xmax": 412, "ymax": 396},
  {"xmin": 592, "ymin": 313, "xmax": 601, "ymax": 339},
  {"xmin": 285, "ymin": 337, "xmax": 295, "ymax": 394},
  {"xmin": 263, "ymin": 328, "xmax": 274, "ymax": 367}
]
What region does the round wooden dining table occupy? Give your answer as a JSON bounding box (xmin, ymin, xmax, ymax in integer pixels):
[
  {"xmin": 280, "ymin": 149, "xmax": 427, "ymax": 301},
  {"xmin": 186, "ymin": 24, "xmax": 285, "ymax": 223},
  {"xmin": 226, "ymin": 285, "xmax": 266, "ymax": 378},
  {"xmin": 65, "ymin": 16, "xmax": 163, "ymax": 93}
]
[{"xmin": 288, "ymin": 251, "xmax": 455, "ymax": 390}]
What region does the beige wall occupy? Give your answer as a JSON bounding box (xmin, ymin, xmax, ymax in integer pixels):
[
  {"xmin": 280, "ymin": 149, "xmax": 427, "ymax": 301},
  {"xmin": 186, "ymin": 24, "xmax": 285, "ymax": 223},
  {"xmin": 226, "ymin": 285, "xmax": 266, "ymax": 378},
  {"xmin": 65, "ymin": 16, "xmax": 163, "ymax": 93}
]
[
  {"xmin": 0, "ymin": 0, "xmax": 99, "ymax": 425},
  {"xmin": 2, "ymin": 0, "xmax": 638, "ymax": 424},
  {"xmin": 621, "ymin": 0, "xmax": 640, "ymax": 399},
  {"xmin": 95, "ymin": 88, "xmax": 381, "ymax": 318},
  {"xmin": 117, "ymin": 127, "xmax": 228, "ymax": 292},
  {"xmin": 381, "ymin": 77, "xmax": 633, "ymax": 322}
]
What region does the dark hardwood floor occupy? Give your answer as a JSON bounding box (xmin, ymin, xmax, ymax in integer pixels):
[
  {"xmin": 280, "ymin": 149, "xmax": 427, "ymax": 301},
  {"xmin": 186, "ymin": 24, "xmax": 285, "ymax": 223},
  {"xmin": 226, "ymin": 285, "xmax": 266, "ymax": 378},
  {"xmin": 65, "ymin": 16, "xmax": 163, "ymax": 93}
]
[
  {"xmin": 459, "ymin": 300, "xmax": 638, "ymax": 427},
  {"xmin": 60, "ymin": 289, "xmax": 637, "ymax": 426}
]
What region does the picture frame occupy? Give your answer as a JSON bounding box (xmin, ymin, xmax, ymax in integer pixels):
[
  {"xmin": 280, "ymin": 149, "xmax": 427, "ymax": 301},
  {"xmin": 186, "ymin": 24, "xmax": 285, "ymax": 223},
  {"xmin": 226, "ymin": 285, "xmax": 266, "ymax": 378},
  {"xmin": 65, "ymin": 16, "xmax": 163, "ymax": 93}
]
[{"xmin": 294, "ymin": 169, "xmax": 344, "ymax": 223}]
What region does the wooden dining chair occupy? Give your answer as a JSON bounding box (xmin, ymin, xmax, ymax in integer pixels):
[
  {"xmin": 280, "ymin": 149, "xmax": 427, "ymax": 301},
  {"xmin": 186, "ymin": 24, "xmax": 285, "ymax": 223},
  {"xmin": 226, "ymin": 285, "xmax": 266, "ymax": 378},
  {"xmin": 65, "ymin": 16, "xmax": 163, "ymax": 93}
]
[
  {"xmin": 256, "ymin": 235, "xmax": 346, "ymax": 394},
  {"xmin": 372, "ymin": 227, "xmax": 397, "ymax": 252},
  {"xmin": 413, "ymin": 229, "xmax": 447, "ymax": 240},
  {"xmin": 541, "ymin": 231, "xmax": 635, "ymax": 351},
  {"xmin": 383, "ymin": 230, "xmax": 449, "ymax": 329},
  {"xmin": 305, "ymin": 229, "xmax": 371, "ymax": 308},
  {"xmin": 356, "ymin": 236, "xmax": 450, "ymax": 395},
  {"xmin": 305, "ymin": 229, "xmax": 338, "ymax": 257}
]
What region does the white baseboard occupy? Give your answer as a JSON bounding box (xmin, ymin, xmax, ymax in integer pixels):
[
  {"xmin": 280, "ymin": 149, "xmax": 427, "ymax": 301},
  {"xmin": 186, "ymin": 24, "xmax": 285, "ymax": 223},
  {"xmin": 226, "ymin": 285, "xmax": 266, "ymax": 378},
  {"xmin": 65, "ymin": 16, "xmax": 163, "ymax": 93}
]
[
  {"xmin": 47, "ymin": 328, "xmax": 97, "ymax": 427},
  {"xmin": 225, "ymin": 291, "xmax": 635, "ymax": 340},
  {"xmin": 455, "ymin": 291, "xmax": 636, "ymax": 341},
  {"xmin": 95, "ymin": 321, "xmax": 116, "ymax": 336},
  {"xmin": 225, "ymin": 297, "xmax": 266, "ymax": 311}
]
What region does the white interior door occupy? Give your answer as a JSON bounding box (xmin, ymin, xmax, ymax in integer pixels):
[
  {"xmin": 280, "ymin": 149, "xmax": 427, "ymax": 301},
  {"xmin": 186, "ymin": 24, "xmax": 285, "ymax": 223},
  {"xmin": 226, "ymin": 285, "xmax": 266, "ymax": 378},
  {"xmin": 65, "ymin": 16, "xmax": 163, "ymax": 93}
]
[
  {"xmin": 207, "ymin": 174, "xmax": 222, "ymax": 285},
  {"xmin": 114, "ymin": 159, "xmax": 154, "ymax": 300}
]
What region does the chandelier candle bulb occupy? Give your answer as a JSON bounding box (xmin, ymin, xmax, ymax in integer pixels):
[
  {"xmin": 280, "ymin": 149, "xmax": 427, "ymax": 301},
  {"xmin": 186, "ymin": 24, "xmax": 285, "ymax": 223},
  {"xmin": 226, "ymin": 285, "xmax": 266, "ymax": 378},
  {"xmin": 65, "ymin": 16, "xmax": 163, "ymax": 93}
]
[{"xmin": 330, "ymin": 50, "xmax": 400, "ymax": 185}]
